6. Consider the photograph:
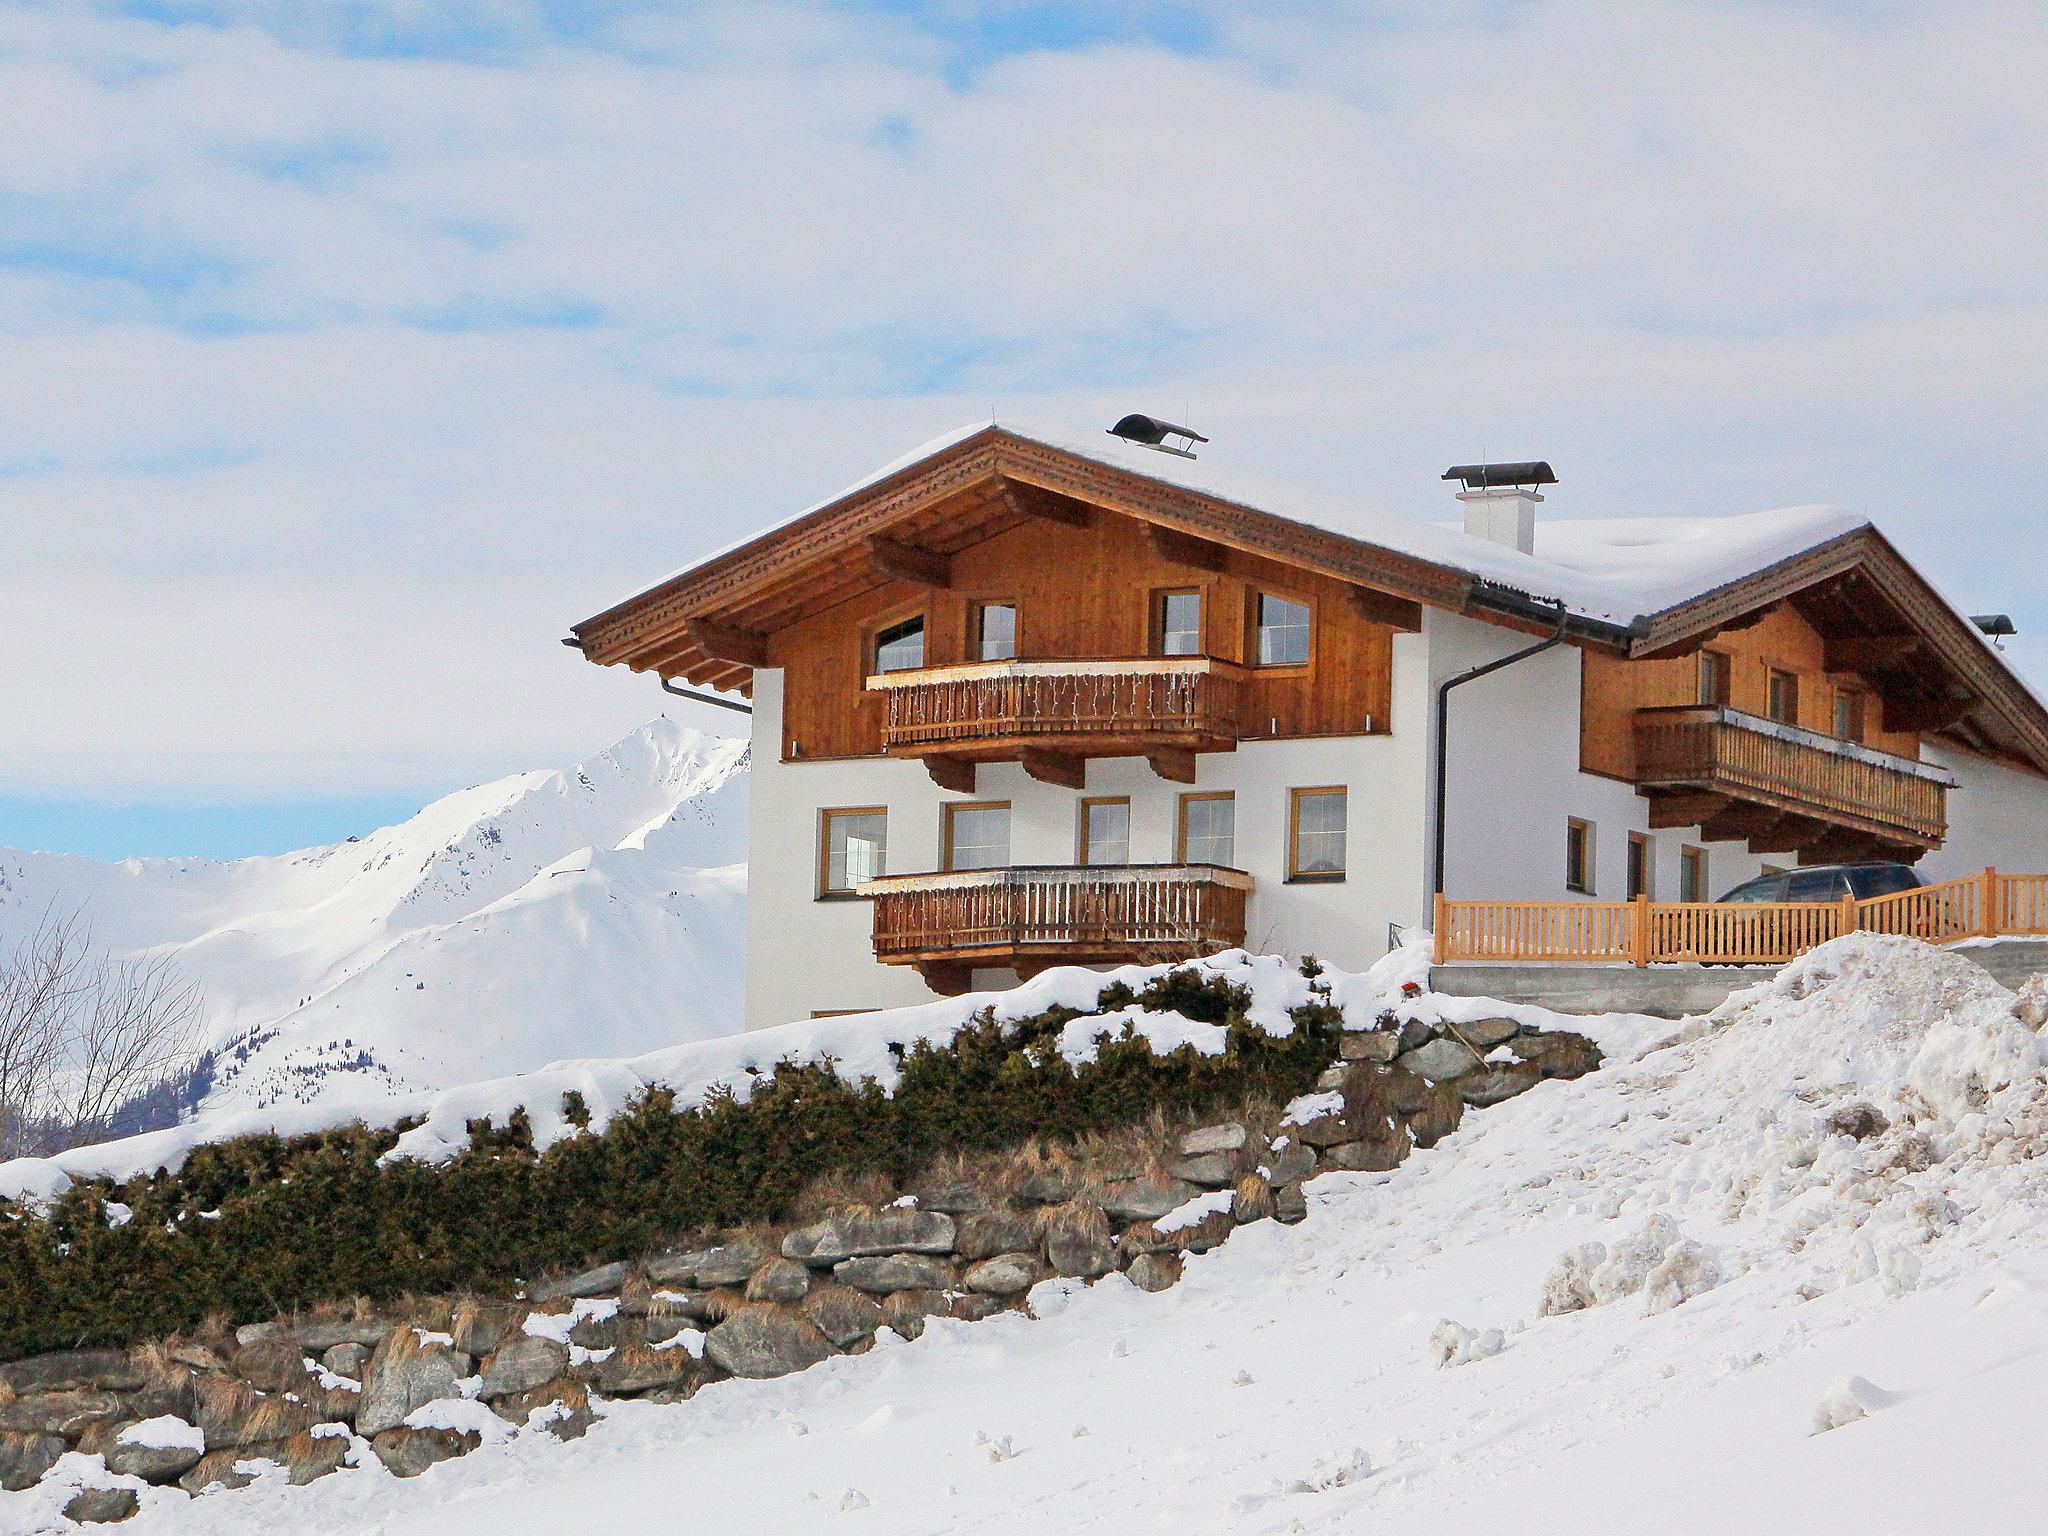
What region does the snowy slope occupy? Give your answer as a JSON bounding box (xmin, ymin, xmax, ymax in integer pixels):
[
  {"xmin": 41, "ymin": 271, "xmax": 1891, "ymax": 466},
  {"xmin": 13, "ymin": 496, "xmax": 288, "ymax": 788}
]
[
  {"xmin": 17, "ymin": 934, "xmax": 2048, "ymax": 1534},
  {"xmin": 0, "ymin": 719, "xmax": 749, "ymax": 1116}
]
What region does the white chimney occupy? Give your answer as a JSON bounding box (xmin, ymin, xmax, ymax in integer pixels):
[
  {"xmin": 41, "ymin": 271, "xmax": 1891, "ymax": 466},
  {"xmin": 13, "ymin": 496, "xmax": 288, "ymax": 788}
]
[
  {"xmin": 1443, "ymin": 461, "xmax": 1554, "ymax": 556},
  {"xmin": 1457, "ymin": 486, "xmax": 1541, "ymax": 555}
]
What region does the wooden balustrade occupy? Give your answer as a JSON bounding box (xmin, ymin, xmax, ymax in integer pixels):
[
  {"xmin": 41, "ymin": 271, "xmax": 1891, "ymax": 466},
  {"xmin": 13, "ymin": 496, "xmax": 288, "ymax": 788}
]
[
  {"xmin": 865, "ymin": 864, "xmax": 1253, "ymax": 969},
  {"xmin": 1434, "ymin": 868, "xmax": 2047, "ymax": 967},
  {"xmin": 1633, "ymin": 705, "xmax": 1951, "ymax": 845},
  {"xmin": 868, "ymin": 657, "xmax": 1245, "ymax": 754}
]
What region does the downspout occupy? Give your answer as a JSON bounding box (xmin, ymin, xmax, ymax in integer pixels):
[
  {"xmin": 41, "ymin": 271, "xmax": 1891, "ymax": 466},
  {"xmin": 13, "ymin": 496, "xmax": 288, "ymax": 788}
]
[{"xmin": 1431, "ymin": 599, "xmax": 1569, "ymax": 897}]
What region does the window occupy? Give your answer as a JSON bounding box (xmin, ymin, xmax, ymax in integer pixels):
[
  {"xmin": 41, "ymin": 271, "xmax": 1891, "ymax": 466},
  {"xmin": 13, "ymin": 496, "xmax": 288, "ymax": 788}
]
[
  {"xmin": 818, "ymin": 808, "xmax": 887, "ymax": 897},
  {"xmin": 1155, "ymin": 589, "xmax": 1202, "ymax": 656},
  {"xmin": 1698, "ymin": 649, "xmax": 1732, "ymax": 706},
  {"xmin": 1256, "ymin": 593, "xmax": 1312, "ymax": 666},
  {"xmin": 1833, "ymin": 689, "xmax": 1866, "ymax": 743},
  {"xmin": 1177, "ymin": 793, "xmax": 1235, "ymax": 867},
  {"xmin": 974, "ymin": 602, "xmax": 1017, "ymax": 662},
  {"xmin": 873, "ymin": 615, "xmax": 926, "ymax": 674},
  {"xmin": 1565, "ymin": 818, "xmax": 1595, "ymax": 895},
  {"xmin": 942, "ymin": 802, "xmax": 1010, "ymax": 872},
  {"xmin": 1679, "ymin": 845, "xmax": 1708, "ymax": 903},
  {"xmin": 1627, "ymin": 832, "xmax": 1653, "ymax": 900},
  {"xmin": 1078, "ymin": 797, "xmax": 1130, "ymax": 866},
  {"xmin": 1767, "ymin": 668, "xmax": 1800, "ymax": 725},
  {"xmin": 1786, "ymin": 868, "xmax": 1849, "ymax": 902},
  {"xmin": 1288, "ymin": 787, "xmax": 1347, "ymax": 880}
]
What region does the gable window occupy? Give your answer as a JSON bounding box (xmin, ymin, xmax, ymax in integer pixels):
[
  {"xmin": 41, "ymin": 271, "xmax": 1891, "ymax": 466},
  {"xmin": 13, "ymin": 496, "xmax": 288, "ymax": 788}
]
[
  {"xmin": 1177, "ymin": 793, "xmax": 1235, "ymax": 867},
  {"xmin": 873, "ymin": 615, "xmax": 926, "ymax": 674},
  {"xmin": 974, "ymin": 602, "xmax": 1017, "ymax": 662},
  {"xmin": 818, "ymin": 808, "xmax": 887, "ymax": 897},
  {"xmin": 1256, "ymin": 593, "xmax": 1312, "ymax": 666},
  {"xmin": 1288, "ymin": 787, "xmax": 1347, "ymax": 881},
  {"xmin": 1766, "ymin": 668, "xmax": 1800, "ymax": 725},
  {"xmin": 1833, "ymin": 688, "xmax": 1866, "ymax": 743},
  {"xmin": 1627, "ymin": 832, "xmax": 1653, "ymax": 900},
  {"xmin": 942, "ymin": 802, "xmax": 1010, "ymax": 872},
  {"xmin": 1566, "ymin": 818, "xmax": 1595, "ymax": 895},
  {"xmin": 1698, "ymin": 649, "xmax": 1732, "ymax": 707},
  {"xmin": 1078, "ymin": 797, "xmax": 1130, "ymax": 866},
  {"xmin": 1155, "ymin": 589, "xmax": 1203, "ymax": 656},
  {"xmin": 1679, "ymin": 845, "xmax": 1708, "ymax": 903}
]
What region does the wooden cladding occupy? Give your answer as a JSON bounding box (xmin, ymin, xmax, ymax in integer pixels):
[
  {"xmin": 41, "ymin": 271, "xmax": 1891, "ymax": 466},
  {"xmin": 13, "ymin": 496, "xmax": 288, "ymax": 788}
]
[
  {"xmin": 1633, "ymin": 705, "xmax": 1950, "ymax": 846},
  {"xmin": 1435, "ymin": 868, "xmax": 2048, "ymax": 967},
  {"xmin": 870, "ymin": 658, "xmax": 1245, "ymax": 757},
  {"xmin": 775, "ymin": 507, "xmax": 1399, "ymax": 761},
  {"xmin": 865, "ymin": 864, "xmax": 1254, "ymax": 971}
]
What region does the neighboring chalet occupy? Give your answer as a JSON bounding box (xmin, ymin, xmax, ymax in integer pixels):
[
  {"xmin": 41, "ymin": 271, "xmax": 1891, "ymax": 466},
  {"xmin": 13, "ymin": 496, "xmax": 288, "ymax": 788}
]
[{"xmin": 570, "ymin": 421, "xmax": 2048, "ymax": 1029}]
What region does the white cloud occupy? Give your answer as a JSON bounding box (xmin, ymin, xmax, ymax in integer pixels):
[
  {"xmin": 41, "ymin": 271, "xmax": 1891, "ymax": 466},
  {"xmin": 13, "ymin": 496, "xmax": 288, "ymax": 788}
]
[{"xmin": 0, "ymin": 1, "xmax": 2044, "ymax": 799}]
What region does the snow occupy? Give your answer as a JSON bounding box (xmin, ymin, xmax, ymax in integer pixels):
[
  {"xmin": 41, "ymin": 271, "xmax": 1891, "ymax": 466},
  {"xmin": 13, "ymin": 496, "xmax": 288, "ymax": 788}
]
[
  {"xmin": 401, "ymin": 1399, "xmax": 510, "ymax": 1444},
  {"xmin": 641, "ymin": 421, "xmax": 1870, "ymax": 630},
  {"xmin": 26, "ymin": 932, "xmax": 2048, "ymax": 1535},
  {"xmin": 117, "ymin": 1417, "xmax": 204, "ymax": 1454},
  {"xmin": 1153, "ymin": 1190, "xmax": 1234, "ymax": 1234},
  {"xmin": 0, "ymin": 718, "xmax": 748, "ymax": 1124}
]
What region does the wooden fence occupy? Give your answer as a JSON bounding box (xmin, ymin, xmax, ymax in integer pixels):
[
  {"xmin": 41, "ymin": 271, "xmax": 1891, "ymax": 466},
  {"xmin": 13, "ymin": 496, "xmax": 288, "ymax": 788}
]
[{"xmin": 1433, "ymin": 868, "xmax": 2048, "ymax": 967}]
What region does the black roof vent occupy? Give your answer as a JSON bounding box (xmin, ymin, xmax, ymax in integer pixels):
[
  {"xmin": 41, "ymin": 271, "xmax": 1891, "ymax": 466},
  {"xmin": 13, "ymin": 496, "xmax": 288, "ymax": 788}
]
[
  {"xmin": 1973, "ymin": 614, "xmax": 2017, "ymax": 646},
  {"xmin": 1442, "ymin": 461, "xmax": 1556, "ymax": 490},
  {"xmin": 1109, "ymin": 414, "xmax": 1208, "ymax": 460}
]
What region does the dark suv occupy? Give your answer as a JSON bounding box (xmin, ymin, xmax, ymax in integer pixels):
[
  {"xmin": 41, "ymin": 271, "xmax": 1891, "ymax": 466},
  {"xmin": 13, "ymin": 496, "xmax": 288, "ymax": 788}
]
[{"xmin": 1717, "ymin": 862, "xmax": 1924, "ymax": 904}]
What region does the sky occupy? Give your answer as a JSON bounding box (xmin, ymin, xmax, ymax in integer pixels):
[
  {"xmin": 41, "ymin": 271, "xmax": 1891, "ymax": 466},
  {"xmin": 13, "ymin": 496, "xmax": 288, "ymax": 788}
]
[{"xmin": 2, "ymin": 0, "xmax": 2045, "ymax": 859}]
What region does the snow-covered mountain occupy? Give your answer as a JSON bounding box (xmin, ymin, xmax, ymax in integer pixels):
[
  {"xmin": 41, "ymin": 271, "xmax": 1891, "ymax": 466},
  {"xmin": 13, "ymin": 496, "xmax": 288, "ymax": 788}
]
[{"xmin": 0, "ymin": 719, "xmax": 750, "ymax": 1116}]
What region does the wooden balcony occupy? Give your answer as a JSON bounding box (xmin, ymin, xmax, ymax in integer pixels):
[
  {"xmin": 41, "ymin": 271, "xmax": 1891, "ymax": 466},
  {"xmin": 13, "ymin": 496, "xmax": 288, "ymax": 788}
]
[
  {"xmin": 1633, "ymin": 704, "xmax": 1953, "ymax": 855},
  {"xmin": 866, "ymin": 657, "xmax": 1245, "ymax": 787},
  {"xmin": 862, "ymin": 863, "xmax": 1254, "ymax": 992}
]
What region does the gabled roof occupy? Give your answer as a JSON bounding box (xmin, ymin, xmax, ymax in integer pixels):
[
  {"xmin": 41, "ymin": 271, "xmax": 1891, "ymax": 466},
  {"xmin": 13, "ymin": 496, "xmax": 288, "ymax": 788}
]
[{"xmin": 571, "ymin": 422, "xmax": 2048, "ymax": 771}]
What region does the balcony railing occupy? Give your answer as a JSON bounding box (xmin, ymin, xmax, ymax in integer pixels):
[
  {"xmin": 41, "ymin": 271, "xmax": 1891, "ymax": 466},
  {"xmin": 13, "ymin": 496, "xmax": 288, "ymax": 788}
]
[
  {"xmin": 862, "ymin": 863, "xmax": 1253, "ymax": 971},
  {"xmin": 866, "ymin": 657, "xmax": 1245, "ymax": 756},
  {"xmin": 1632, "ymin": 704, "xmax": 1953, "ymax": 846}
]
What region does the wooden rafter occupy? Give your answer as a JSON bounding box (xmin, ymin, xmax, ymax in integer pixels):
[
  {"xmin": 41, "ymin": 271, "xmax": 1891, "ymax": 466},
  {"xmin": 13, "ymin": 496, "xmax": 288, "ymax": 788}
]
[
  {"xmin": 1142, "ymin": 521, "xmax": 1230, "ymax": 573},
  {"xmin": 1344, "ymin": 584, "xmax": 1423, "ymax": 633},
  {"xmin": 683, "ymin": 618, "xmax": 768, "ymax": 669},
  {"xmin": 1823, "ymin": 633, "xmax": 1921, "ymax": 673},
  {"xmin": 867, "ymin": 534, "xmax": 952, "ymax": 590}
]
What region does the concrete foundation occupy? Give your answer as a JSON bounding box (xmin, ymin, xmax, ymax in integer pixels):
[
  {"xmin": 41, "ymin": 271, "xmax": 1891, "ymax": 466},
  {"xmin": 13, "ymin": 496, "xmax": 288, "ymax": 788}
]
[{"xmin": 1429, "ymin": 940, "xmax": 2048, "ymax": 1019}]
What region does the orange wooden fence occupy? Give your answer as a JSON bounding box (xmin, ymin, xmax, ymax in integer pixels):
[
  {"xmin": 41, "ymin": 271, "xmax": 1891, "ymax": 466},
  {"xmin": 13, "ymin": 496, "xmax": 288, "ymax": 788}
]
[{"xmin": 1433, "ymin": 868, "xmax": 2048, "ymax": 967}]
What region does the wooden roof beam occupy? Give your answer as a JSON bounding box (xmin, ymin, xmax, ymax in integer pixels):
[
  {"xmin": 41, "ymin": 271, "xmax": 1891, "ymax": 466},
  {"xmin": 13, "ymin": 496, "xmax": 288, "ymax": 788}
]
[
  {"xmin": 1345, "ymin": 584, "xmax": 1423, "ymax": 633},
  {"xmin": 1825, "ymin": 633, "xmax": 1922, "ymax": 673},
  {"xmin": 869, "ymin": 535, "xmax": 952, "ymax": 590},
  {"xmin": 683, "ymin": 618, "xmax": 768, "ymax": 669},
  {"xmin": 1884, "ymin": 691, "xmax": 1978, "ymax": 734},
  {"xmin": 1143, "ymin": 522, "xmax": 1229, "ymax": 573},
  {"xmin": 998, "ymin": 479, "xmax": 1092, "ymax": 529}
]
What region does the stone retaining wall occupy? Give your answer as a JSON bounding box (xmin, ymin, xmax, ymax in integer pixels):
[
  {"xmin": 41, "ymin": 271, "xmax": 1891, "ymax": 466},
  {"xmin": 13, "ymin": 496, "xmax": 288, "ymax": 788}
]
[{"xmin": 0, "ymin": 1012, "xmax": 1597, "ymax": 1525}]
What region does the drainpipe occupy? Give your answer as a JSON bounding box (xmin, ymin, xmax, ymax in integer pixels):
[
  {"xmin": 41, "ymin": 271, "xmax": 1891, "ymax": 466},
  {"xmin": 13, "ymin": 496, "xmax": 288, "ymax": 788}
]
[
  {"xmin": 660, "ymin": 677, "xmax": 753, "ymax": 715},
  {"xmin": 1431, "ymin": 600, "xmax": 1569, "ymax": 897}
]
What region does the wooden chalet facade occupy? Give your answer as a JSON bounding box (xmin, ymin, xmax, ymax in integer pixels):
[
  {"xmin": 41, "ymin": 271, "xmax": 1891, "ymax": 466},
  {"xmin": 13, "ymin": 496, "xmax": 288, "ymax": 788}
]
[{"xmin": 572, "ymin": 423, "xmax": 2048, "ymax": 1028}]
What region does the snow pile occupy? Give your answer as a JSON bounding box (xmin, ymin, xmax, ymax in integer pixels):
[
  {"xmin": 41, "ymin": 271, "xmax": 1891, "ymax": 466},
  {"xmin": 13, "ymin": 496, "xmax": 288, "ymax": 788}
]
[
  {"xmin": 0, "ymin": 949, "xmax": 1338, "ymax": 1202},
  {"xmin": 0, "ymin": 719, "xmax": 748, "ymax": 1120}
]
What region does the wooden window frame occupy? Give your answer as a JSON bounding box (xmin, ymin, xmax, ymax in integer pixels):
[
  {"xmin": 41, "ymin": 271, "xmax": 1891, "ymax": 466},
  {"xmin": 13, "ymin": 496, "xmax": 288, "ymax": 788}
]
[
  {"xmin": 868, "ymin": 607, "xmax": 929, "ymax": 677},
  {"xmin": 1250, "ymin": 587, "xmax": 1314, "ymax": 669},
  {"xmin": 1286, "ymin": 786, "xmax": 1348, "ymax": 883},
  {"xmin": 1626, "ymin": 831, "xmax": 1653, "ymax": 901},
  {"xmin": 1077, "ymin": 795, "xmax": 1131, "ymax": 867},
  {"xmin": 1151, "ymin": 586, "xmax": 1204, "ymax": 658},
  {"xmin": 1766, "ymin": 667, "xmax": 1800, "ymax": 726},
  {"xmin": 1698, "ymin": 648, "xmax": 1732, "ymax": 707},
  {"xmin": 969, "ymin": 598, "xmax": 1019, "ymax": 663},
  {"xmin": 816, "ymin": 806, "xmax": 888, "ymax": 900},
  {"xmin": 941, "ymin": 800, "xmax": 1012, "ymax": 873},
  {"xmin": 1175, "ymin": 791, "xmax": 1237, "ymax": 867},
  {"xmin": 1679, "ymin": 844, "xmax": 1708, "ymax": 903},
  {"xmin": 1833, "ymin": 687, "xmax": 1866, "ymax": 744},
  {"xmin": 1566, "ymin": 817, "xmax": 1595, "ymax": 895}
]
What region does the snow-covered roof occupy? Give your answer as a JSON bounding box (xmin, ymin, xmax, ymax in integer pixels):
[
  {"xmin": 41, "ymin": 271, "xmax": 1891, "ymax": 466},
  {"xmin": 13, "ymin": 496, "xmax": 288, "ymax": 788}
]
[{"xmin": 666, "ymin": 420, "xmax": 1866, "ymax": 630}]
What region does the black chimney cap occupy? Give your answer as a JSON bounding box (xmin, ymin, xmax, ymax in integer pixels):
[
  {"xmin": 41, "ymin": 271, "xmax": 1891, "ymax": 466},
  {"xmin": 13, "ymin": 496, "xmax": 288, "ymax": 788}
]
[
  {"xmin": 1442, "ymin": 461, "xmax": 1556, "ymax": 490},
  {"xmin": 1109, "ymin": 414, "xmax": 1210, "ymax": 453}
]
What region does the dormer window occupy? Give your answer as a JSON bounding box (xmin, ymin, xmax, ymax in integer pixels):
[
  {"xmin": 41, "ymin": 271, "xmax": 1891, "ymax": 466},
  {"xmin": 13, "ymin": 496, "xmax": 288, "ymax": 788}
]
[
  {"xmin": 1256, "ymin": 593, "xmax": 1311, "ymax": 666},
  {"xmin": 873, "ymin": 615, "xmax": 926, "ymax": 674}
]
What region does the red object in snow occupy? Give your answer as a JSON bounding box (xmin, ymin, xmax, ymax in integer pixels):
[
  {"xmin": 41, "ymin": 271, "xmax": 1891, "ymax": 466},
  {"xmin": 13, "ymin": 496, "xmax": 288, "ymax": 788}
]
[{"xmin": 1401, "ymin": 981, "xmax": 1423, "ymax": 998}]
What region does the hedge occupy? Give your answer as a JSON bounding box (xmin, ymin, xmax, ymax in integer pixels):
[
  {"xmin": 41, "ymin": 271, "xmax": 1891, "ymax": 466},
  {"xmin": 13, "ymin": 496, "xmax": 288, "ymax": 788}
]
[{"xmin": 0, "ymin": 967, "xmax": 1342, "ymax": 1359}]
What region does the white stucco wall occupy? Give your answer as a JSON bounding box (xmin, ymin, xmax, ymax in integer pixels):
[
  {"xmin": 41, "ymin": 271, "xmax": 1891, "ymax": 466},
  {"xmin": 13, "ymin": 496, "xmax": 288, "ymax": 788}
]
[
  {"xmin": 1428, "ymin": 611, "xmax": 1775, "ymax": 906},
  {"xmin": 742, "ymin": 637, "xmax": 1439, "ymax": 1031},
  {"xmin": 1921, "ymin": 744, "xmax": 2048, "ymax": 880}
]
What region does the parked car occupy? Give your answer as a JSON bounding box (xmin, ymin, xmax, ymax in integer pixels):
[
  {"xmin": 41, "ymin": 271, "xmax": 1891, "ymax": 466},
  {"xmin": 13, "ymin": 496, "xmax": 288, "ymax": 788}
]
[{"xmin": 1715, "ymin": 862, "xmax": 1924, "ymax": 904}]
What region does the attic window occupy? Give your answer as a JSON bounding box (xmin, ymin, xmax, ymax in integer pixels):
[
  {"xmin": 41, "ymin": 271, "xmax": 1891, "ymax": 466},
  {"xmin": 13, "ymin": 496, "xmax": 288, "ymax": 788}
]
[
  {"xmin": 873, "ymin": 615, "xmax": 926, "ymax": 674},
  {"xmin": 1256, "ymin": 593, "xmax": 1311, "ymax": 666}
]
